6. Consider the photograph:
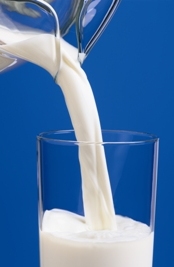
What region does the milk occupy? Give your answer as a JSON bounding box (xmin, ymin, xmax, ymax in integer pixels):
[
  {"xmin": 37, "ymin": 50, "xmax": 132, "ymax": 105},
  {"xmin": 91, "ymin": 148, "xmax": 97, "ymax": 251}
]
[
  {"xmin": 0, "ymin": 24, "xmax": 154, "ymax": 267},
  {"xmin": 40, "ymin": 209, "xmax": 154, "ymax": 267},
  {"xmin": 0, "ymin": 27, "xmax": 115, "ymax": 230}
]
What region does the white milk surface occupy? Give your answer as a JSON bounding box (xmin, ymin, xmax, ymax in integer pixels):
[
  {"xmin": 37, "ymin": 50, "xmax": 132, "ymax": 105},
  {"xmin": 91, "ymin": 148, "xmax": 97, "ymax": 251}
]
[{"xmin": 40, "ymin": 209, "xmax": 154, "ymax": 267}]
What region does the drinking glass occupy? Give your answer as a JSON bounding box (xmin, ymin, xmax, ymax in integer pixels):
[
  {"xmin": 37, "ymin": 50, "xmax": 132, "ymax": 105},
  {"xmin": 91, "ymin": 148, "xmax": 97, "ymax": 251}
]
[{"xmin": 37, "ymin": 129, "xmax": 159, "ymax": 267}]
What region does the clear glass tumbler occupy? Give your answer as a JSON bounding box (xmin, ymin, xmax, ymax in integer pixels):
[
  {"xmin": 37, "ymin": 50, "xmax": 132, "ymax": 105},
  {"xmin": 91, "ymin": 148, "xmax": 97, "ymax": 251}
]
[{"xmin": 37, "ymin": 130, "xmax": 159, "ymax": 267}]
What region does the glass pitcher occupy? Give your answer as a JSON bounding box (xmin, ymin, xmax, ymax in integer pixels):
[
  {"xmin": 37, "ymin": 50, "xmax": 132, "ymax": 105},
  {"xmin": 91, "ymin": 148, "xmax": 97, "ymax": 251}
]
[{"xmin": 0, "ymin": 0, "xmax": 121, "ymax": 72}]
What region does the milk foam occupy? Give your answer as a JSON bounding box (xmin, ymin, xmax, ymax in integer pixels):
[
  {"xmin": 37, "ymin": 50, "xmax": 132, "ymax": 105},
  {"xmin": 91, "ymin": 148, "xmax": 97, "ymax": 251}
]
[{"xmin": 42, "ymin": 209, "xmax": 151, "ymax": 243}]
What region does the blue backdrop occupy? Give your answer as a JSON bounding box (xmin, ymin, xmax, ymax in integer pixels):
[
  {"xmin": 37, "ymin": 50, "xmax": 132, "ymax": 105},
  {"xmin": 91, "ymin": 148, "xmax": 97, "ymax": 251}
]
[{"xmin": 0, "ymin": 1, "xmax": 174, "ymax": 266}]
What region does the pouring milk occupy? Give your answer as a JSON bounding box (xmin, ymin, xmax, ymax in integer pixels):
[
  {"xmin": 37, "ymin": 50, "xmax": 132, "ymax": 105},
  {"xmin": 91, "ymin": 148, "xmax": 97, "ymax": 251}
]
[{"xmin": 0, "ymin": 21, "xmax": 154, "ymax": 267}]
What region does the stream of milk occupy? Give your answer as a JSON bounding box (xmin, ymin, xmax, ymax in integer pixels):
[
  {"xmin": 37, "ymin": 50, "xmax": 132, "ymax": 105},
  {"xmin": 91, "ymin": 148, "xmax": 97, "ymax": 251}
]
[
  {"xmin": 0, "ymin": 27, "xmax": 115, "ymax": 230},
  {"xmin": 0, "ymin": 27, "xmax": 154, "ymax": 267}
]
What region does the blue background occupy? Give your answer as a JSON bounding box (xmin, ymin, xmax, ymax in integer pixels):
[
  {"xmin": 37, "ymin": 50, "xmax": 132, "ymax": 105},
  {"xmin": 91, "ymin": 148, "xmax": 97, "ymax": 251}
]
[{"xmin": 0, "ymin": 0, "xmax": 174, "ymax": 266}]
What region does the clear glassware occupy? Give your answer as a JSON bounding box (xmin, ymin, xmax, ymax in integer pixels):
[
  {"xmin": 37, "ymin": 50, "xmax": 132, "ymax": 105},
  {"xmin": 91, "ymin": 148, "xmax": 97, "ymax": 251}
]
[
  {"xmin": 37, "ymin": 129, "xmax": 159, "ymax": 267},
  {"xmin": 0, "ymin": 0, "xmax": 121, "ymax": 72}
]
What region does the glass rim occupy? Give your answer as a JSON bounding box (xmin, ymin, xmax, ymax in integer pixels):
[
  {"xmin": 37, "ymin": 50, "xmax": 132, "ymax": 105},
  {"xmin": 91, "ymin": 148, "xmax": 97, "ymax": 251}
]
[{"xmin": 37, "ymin": 129, "xmax": 159, "ymax": 145}]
